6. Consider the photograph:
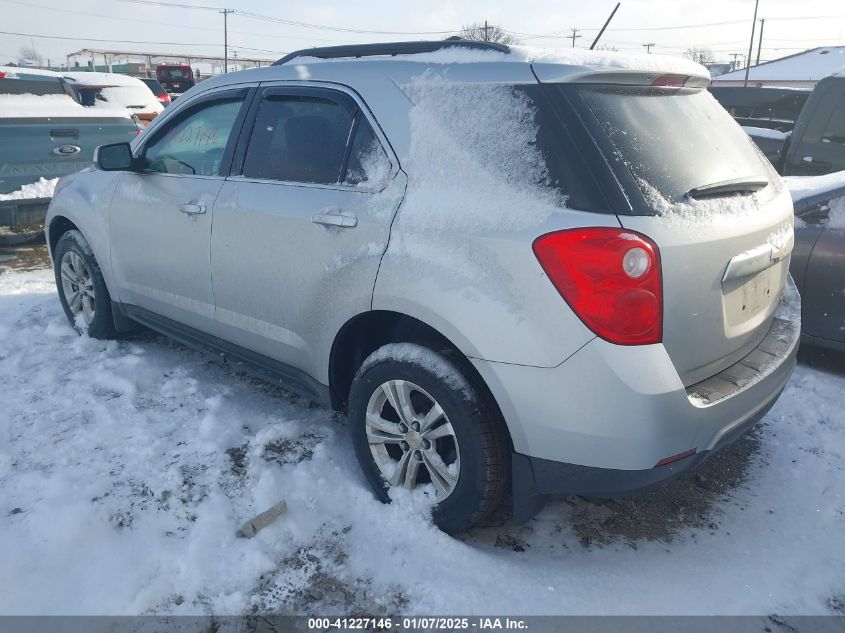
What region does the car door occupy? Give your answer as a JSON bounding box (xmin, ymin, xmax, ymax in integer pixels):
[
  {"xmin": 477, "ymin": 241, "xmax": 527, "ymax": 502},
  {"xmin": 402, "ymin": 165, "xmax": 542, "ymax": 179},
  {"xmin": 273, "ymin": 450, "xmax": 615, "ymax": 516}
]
[
  {"xmin": 801, "ymin": 196, "xmax": 845, "ymax": 344},
  {"xmin": 785, "ymin": 80, "xmax": 845, "ymax": 176},
  {"xmin": 109, "ymin": 87, "xmax": 251, "ymax": 334},
  {"xmin": 211, "ymin": 84, "xmax": 405, "ymax": 382}
]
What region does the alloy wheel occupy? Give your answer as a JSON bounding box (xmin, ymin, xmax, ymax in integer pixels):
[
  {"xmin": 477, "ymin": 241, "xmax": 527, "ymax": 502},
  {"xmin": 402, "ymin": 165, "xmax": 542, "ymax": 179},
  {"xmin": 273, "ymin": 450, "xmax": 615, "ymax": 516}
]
[{"xmin": 365, "ymin": 379, "xmax": 461, "ymax": 500}]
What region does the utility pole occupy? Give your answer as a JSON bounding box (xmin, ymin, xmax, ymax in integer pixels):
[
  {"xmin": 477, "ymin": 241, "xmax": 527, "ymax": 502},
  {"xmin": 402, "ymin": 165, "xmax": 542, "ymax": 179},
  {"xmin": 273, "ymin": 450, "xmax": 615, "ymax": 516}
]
[
  {"xmin": 642, "ymin": 43, "xmax": 655, "ymax": 54},
  {"xmin": 756, "ymin": 18, "xmax": 765, "ymax": 65},
  {"xmin": 484, "ymin": 20, "xmax": 489, "ymax": 42},
  {"xmin": 744, "ymin": 0, "xmax": 760, "ymax": 87},
  {"xmin": 221, "ymin": 8, "xmax": 234, "ymax": 73},
  {"xmin": 729, "ymin": 52, "xmax": 742, "ymax": 71},
  {"xmin": 568, "ymin": 28, "xmax": 581, "ymax": 48}
]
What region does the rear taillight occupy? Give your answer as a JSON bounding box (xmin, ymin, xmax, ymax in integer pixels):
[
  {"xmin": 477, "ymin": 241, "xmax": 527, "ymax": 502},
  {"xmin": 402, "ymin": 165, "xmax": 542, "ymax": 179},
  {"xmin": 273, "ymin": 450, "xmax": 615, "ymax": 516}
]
[
  {"xmin": 533, "ymin": 227, "xmax": 663, "ymax": 345},
  {"xmin": 158, "ymin": 93, "xmax": 171, "ymax": 104}
]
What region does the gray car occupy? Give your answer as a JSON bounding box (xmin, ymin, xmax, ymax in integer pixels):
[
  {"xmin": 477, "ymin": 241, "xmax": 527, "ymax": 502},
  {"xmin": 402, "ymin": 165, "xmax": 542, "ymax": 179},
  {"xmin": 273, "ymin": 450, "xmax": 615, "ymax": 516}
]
[
  {"xmin": 45, "ymin": 40, "xmax": 800, "ymax": 532},
  {"xmin": 790, "ymin": 180, "xmax": 845, "ymax": 351}
]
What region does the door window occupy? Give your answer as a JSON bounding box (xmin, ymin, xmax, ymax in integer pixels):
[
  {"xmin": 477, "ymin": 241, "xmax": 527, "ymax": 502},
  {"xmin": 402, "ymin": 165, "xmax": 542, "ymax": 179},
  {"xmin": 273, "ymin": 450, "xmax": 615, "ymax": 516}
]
[
  {"xmin": 242, "ymin": 95, "xmax": 354, "ymax": 184},
  {"xmin": 821, "ymin": 103, "xmax": 845, "ymax": 144},
  {"xmin": 143, "ymin": 96, "xmax": 244, "ymax": 176}
]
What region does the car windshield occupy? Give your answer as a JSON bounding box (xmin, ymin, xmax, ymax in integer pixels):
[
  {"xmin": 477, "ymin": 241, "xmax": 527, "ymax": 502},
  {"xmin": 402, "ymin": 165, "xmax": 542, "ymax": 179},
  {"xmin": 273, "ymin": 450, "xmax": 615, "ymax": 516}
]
[{"xmin": 552, "ymin": 84, "xmax": 771, "ymax": 203}]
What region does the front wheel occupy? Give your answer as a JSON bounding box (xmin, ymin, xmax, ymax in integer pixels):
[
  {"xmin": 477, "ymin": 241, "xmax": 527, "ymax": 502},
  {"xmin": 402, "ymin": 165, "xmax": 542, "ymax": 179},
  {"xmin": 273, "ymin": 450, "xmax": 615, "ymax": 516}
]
[
  {"xmin": 348, "ymin": 343, "xmax": 510, "ymax": 533},
  {"xmin": 53, "ymin": 229, "xmax": 117, "ymax": 339}
]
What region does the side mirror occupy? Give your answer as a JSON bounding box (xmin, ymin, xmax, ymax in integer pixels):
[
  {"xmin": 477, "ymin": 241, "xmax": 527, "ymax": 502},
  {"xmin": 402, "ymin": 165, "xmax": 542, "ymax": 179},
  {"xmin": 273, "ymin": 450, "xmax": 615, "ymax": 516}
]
[{"xmin": 95, "ymin": 142, "xmax": 133, "ymax": 171}]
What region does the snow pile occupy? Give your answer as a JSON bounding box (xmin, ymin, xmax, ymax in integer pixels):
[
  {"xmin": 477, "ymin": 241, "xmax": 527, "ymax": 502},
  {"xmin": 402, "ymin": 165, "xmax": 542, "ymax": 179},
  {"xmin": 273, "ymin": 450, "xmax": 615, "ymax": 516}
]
[
  {"xmin": 0, "ymin": 177, "xmax": 58, "ymax": 201},
  {"xmin": 1, "ymin": 265, "xmax": 845, "ymax": 615},
  {"xmin": 742, "ymin": 126, "xmax": 790, "ymax": 141},
  {"xmin": 783, "ymin": 170, "xmax": 845, "ymax": 201},
  {"xmin": 397, "ymin": 73, "xmax": 561, "ymax": 233},
  {"xmin": 0, "ymin": 93, "xmax": 130, "ymax": 119}
]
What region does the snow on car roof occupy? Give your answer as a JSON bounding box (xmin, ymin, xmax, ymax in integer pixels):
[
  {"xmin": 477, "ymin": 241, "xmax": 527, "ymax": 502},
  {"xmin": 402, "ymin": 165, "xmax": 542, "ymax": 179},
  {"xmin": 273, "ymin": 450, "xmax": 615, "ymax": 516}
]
[
  {"xmin": 0, "ymin": 65, "xmax": 63, "ymax": 79},
  {"xmin": 62, "ymin": 71, "xmax": 149, "ymax": 87},
  {"xmin": 0, "ymin": 93, "xmax": 131, "ymax": 118},
  {"xmin": 289, "ymin": 45, "xmax": 709, "ymax": 79}
]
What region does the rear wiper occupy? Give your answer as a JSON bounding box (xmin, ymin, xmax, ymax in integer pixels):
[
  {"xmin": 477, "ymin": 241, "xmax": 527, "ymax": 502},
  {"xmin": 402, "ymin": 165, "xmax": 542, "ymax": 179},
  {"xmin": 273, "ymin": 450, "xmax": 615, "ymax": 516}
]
[{"xmin": 686, "ymin": 178, "xmax": 769, "ymax": 200}]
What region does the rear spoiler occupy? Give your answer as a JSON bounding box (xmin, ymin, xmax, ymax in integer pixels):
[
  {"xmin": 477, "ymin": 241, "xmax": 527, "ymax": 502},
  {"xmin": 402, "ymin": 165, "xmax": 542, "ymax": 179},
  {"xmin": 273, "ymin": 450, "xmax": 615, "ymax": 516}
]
[{"xmin": 532, "ymin": 65, "xmax": 710, "ymax": 89}]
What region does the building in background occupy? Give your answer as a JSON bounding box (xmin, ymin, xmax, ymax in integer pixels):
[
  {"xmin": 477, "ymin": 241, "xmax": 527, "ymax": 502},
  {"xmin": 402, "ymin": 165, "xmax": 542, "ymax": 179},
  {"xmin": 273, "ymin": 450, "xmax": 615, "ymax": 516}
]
[{"xmin": 712, "ymin": 46, "xmax": 845, "ymax": 89}]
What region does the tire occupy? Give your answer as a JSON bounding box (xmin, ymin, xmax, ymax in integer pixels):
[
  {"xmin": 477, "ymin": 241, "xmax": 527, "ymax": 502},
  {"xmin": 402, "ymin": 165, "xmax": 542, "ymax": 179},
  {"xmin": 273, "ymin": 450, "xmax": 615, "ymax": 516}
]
[
  {"xmin": 348, "ymin": 343, "xmax": 510, "ymax": 533},
  {"xmin": 53, "ymin": 229, "xmax": 117, "ymax": 339}
]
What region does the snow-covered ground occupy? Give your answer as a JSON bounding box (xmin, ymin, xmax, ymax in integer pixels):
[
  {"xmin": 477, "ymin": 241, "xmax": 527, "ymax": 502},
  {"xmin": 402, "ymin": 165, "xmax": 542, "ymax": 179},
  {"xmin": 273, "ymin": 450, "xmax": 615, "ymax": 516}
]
[
  {"xmin": 0, "ymin": 177, "xmax": 58, "ymax": 201},
  {"xmin": 1, "ymin": 253, "xmax": 844, "ymax": 616}
]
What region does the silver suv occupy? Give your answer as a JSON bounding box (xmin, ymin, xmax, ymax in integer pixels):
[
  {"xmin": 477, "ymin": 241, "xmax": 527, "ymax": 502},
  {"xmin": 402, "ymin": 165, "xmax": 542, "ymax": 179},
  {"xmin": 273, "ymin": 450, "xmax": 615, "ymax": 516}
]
[{"xmin": 46, "ymin": 40, "xmax": 800, "ymax": 533}]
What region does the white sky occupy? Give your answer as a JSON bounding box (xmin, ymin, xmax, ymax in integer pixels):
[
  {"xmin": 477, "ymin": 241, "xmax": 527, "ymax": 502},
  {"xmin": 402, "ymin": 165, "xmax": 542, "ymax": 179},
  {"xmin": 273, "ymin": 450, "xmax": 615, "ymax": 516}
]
[{"xmin": 2, "ymin": 0, "xmax": 844, "ymax": 69}]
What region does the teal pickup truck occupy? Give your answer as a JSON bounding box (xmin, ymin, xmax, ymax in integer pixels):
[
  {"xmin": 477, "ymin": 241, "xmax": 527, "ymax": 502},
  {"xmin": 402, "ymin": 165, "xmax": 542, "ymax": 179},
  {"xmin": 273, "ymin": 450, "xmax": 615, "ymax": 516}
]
[{"xmin": 0, "ymin": 67, "xmax": 141, "ymax": 195}]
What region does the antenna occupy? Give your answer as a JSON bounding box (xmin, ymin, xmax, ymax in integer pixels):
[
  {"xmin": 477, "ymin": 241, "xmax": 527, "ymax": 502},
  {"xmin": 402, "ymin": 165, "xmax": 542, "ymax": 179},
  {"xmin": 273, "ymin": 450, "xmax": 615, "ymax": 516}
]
[{"xmin": 590, "ymin": 2, "xmax": 622, "ymax": 50}]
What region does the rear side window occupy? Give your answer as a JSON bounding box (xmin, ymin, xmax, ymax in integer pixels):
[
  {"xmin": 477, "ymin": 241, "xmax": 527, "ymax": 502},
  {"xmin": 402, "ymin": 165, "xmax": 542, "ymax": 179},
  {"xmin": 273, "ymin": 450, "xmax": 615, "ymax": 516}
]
[
  {"xmin": 343, "ymin": 117, "xmax": 391, "ymax": 187},
  {"xmin": 554, "ymin": 85, "xmax": 770, "ymax": 203},
  {"xmin": 143, "ymin": 96, "xmax": 244, "ymax": 176},
  {"xmin": 242, "ymin": 96, "xmax": 354, "ymax": 184},
  {"xmin": 0, "ymin": 76, "xmax": 67, "ymax": 96}
]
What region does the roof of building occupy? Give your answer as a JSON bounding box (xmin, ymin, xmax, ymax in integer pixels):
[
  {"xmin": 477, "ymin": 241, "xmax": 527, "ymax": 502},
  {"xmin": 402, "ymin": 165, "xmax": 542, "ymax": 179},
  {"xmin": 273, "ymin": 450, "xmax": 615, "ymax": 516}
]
[{"xmin": 715, "ymin": 46, "xmax": 845, "ymax": 82}]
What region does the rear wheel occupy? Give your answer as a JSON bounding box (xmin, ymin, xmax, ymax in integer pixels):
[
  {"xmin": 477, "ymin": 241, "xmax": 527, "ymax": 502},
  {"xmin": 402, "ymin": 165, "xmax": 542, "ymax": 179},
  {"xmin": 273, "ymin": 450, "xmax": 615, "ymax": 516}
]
[
  {"xmin": 53, "ymin": 230, "xmax": 117, "ymax": 339},
  {"xmin": 348, "ymin": 343, "xmax": 510, "ymax": 533}
]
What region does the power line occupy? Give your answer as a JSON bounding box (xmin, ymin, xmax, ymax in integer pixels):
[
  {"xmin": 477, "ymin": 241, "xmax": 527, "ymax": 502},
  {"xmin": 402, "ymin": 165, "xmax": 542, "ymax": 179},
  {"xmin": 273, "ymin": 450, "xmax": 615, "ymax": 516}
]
[
  {"xmin": 0, "ymin": 28, "xmax": 285, "ymax": 54},
  {"xmin": 0, "ymin": 0, "xmax": 360, "ymax": 44},
  {"xmin": 116, "ymin": 0, "xmax": 459, "ymax": 35}
]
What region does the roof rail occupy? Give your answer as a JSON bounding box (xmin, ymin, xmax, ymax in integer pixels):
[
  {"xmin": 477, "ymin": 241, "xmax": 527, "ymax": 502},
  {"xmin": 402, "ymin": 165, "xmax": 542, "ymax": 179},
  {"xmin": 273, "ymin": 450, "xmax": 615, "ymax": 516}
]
[{"xmin": 273, "ymin": 38, "xmax": 510, "ymax": 66}]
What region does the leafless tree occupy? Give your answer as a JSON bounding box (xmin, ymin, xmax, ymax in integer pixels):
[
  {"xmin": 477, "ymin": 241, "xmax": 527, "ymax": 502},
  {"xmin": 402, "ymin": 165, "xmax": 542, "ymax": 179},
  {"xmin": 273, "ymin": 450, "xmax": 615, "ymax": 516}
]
[
  {"xmin": 594, "ymin": 44, "xmax": 619, "ymax": 52},
  {"xmin": 455, "ymin": 23, "xmax": 520, "ymax": 46},
  {"xmin": 19, "ymin": 45, "xmax": 43, "ymax": 67},
  {"xmin": 685, "ymin": 46, "xmax": 715, "ymax": 65}
]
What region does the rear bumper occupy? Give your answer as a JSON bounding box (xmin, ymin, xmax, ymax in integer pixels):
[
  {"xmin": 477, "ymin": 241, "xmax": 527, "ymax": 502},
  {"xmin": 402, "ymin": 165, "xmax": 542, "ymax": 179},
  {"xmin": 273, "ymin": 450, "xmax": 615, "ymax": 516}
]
[
  {"xmin": 470, "ymin": 278, "xmax": 801, "ymax": 522},
  {"xmin": 510, "ymin": 384, "xmax": 783, "ymax": 522}
]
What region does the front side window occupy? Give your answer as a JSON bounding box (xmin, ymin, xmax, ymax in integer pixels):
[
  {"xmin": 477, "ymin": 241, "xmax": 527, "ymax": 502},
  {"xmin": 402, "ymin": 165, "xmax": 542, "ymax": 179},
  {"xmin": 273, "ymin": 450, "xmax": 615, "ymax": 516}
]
[
  {"xmin": 242, "ymin": 95, "xmax": 354, "ymax": 184},
  {"xmin": 143, "ymin": 97, "xmax": 243, "ymax": 176}
]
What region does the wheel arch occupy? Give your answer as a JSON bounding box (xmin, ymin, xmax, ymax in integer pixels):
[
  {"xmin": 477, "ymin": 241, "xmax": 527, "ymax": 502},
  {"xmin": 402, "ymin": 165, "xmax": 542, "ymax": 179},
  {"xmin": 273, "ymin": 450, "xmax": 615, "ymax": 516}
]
[{"xmin": 329, "ymin": 310, "xmax": 512, "ymax": 447}]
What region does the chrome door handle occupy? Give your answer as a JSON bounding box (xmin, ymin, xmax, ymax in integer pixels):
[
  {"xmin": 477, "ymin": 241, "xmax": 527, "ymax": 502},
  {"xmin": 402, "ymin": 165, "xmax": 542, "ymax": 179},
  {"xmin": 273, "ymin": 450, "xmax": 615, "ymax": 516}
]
[
  {"xmin": 311, "ymin": 208, "xmax": 357, "ymax": 228},
  {"xmin": 179, "ymin": 203, "xmax": 207, "ymax": 215}
]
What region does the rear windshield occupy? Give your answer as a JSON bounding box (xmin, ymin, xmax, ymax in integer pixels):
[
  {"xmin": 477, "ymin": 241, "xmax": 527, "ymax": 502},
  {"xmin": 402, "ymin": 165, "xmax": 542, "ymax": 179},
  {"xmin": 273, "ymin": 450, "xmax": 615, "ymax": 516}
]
[
  {"xmin": 159, "ymin": 68, "xmax": 191, "ymax": 80},
  {"xmin": 0, "ymin": 76, "xmax": 68, "ymax": 97},
  {"xmin": 555, "ymin": 85, "xmax": 771, "ymax": 203},
  {"xmin": 141, "ymin": 79, "xmax": 165, "ymax": 93}
]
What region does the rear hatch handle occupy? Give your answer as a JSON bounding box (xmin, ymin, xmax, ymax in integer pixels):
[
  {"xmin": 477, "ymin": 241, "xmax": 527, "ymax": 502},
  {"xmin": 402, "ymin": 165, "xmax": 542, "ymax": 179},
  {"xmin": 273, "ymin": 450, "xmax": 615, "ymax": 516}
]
[{"xmin": 722, "ymin": 234, "xmax": 794, "ymax": 283}]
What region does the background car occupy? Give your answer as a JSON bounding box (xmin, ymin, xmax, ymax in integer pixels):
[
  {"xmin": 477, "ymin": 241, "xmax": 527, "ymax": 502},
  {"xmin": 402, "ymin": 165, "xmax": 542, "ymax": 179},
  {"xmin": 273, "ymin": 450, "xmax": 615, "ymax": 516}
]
[
  {"xmin": 787, "ymin": 172, "xmax": 845, "ymax": 351},
  {"xmin": 63, "ymin": 71, "xmax": 164, "ymax": 126},
  {"xmin": 139, "ymin": 77, "xmax": 172, "ymax": 107},
  {"xmin": 0, "ymin": 66, "xmax": 140, "ymax": 195}
]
